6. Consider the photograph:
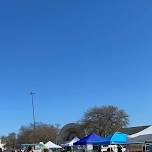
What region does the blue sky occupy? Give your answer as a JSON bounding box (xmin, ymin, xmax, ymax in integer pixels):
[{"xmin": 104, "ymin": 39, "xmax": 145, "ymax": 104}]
[{"xmin": 0, "ymin": 0, "xmax": 152, "ymax": 135}]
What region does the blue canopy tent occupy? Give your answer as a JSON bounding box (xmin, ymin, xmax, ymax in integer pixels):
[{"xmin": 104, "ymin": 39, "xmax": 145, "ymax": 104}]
[
  {"xmin": 100, "ymin": 132, "xmax": 127, "ymax": 145},
  {"xmin": 73, "ymin": 133, "xmax": 105, "ymax": 145}
]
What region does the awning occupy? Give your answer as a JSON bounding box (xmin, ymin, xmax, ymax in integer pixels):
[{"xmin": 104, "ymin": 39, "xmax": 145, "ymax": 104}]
[
  {"xmin": 73, "ymin": 133, "xmax": 105, "ymax": 145},
  {"xmin": 99, "ymin": 132, "xmax": 127, "ymax": 145},
  {"xmin": 45, "ymin": 141, "xmax": 62, "ymax": 149},
  {"xmin": 62, "ymin": 137, "xmax": 80, "ymax": 147}
]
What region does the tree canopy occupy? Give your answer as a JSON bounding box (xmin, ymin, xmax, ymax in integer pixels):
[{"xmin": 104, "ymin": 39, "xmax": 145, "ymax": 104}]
[
  {"xmin": 17, "ymin": 123, "xmax": 59, "ymax": 145},
  {"xmin": 81, "ymin": 105, "xmax": 129, "ymax": 136}
]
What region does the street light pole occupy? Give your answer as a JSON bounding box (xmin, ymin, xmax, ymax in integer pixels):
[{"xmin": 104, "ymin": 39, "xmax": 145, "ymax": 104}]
[{"xmin": 30, "ymin": 92, "xmax": 36, "ymax": 130}]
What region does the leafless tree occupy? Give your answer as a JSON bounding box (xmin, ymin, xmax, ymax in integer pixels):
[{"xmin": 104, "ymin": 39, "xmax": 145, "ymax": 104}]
[
  {"xmin": 17, "ymin": 122, "xmax": 59, "ymax": 145},
  {"xmin": 1, "ymin": 132, "xmax": 17, "ymax": 149},
  {"xmin": 81, "ymin": 105, "xmax": 129, "ymax": 136}
]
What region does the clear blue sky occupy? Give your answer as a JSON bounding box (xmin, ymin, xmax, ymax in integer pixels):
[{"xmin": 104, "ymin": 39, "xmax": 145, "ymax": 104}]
[{"xmin": 0, "ymin": 0, "xmax": 152, "ymax": 135}]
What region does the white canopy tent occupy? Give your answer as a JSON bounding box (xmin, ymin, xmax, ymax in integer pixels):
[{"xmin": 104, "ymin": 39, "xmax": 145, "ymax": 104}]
[
  {"xmin": 39, "ymin": 142, "xmax": 44, "ymax": 145},
  {"xmin": 39, "ymin": 142, "xmax": 46, "ymax": 148},
  {"xmin": 129, "ymin": 126, "xmax": 152, "ymax": 138},
  {"xmin": 45, "ymin": 141, "xmax": 62, "ymax": 149},
  {"xmin": 63, "ymin": 137, "xmax": 80, "ymax": 147}
]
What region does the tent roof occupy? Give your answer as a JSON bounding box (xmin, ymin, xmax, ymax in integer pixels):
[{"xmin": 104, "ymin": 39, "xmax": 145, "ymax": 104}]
[
  {"xmin": 64, "ymin": 137, "xmax": 80, "ymax": 146},
  {"xmin": 45, "ymin": 141, "xmax": 62, "ymax": 149},
  {"xmin": 129, "ymin": 126, "xmax": 152, "ymax": 138},
  {"xmin": 100, "ymin": 132, "xmax": 127, "ymax": 145},
  {"xmin": 73, "ymin": 133, "xmax": 105, "ymax": 145}
]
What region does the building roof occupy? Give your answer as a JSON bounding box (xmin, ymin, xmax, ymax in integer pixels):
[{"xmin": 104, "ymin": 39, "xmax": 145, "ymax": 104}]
[
  {"xmin": 127, "ymin": 134, "xmax": 152, "ymax": 143},
  {"xmin": 119, "ymin": 125, "xmax": 150, "ymax": 135}
]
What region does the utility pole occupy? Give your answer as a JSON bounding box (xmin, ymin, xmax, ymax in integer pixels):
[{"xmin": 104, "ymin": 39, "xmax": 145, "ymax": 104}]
[{"xmin": 30, "ymin": 92, "xmax": 36, "ymax": 130}]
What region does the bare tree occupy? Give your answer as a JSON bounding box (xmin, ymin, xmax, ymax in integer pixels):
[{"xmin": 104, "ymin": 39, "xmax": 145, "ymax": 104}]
[
  {"xmin": 81, "ymin": 105, "xmax": 129, "ymax": 136},
  {"xmin": 1, "ymin": 132, "xmax": 17, "ymax": 149},
  {"xmin": 17, "ymin": 122, "xmax": 59, "ymax": 145}
]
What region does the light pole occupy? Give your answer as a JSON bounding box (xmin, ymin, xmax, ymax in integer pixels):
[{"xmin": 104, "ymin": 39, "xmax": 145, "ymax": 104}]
[{"xmin": 30, "ymin": 92, "xmax": 36, "ymax": 130}]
